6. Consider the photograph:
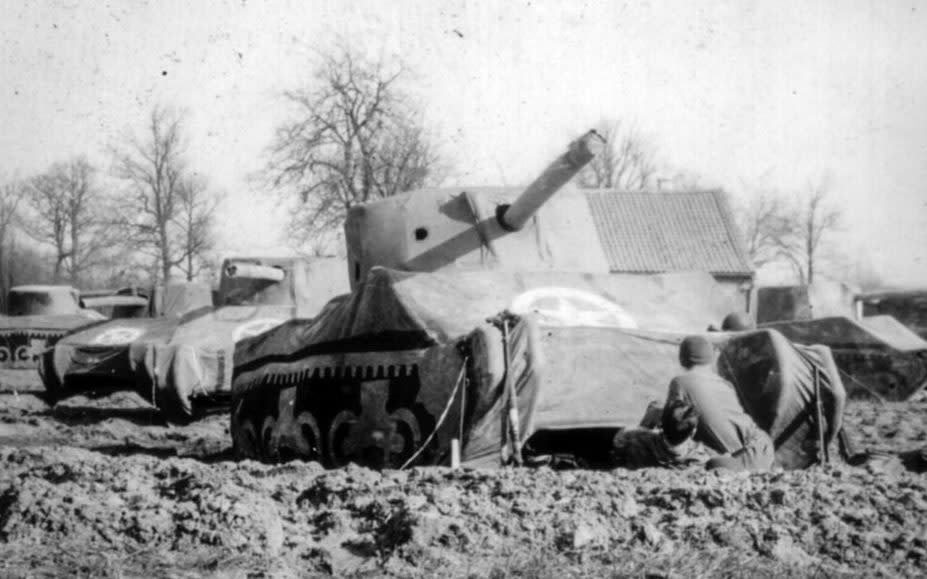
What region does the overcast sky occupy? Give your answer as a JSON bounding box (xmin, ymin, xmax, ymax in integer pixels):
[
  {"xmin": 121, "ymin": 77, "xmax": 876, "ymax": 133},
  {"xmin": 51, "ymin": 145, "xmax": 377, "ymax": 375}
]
[{"xmin": 2, "ymin": 0, "xmax": 926, "ymax": 286}]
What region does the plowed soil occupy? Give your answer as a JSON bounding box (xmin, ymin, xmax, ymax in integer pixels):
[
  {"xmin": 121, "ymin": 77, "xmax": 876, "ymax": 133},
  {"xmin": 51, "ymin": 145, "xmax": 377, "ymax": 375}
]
[{"xmin": 1, "ymin": 369, "xmax": 925, "ymax": 578}]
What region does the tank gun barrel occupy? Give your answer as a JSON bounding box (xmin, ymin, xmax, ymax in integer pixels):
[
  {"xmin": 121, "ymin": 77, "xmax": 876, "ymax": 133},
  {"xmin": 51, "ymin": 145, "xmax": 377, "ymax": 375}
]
[
  {"xmin": 497, "ymin": 130, "xmax": 605, "ymax": 231},
  {"xmin": 225, "ymin": 263, "xmax": 286, "ymax": 282}
]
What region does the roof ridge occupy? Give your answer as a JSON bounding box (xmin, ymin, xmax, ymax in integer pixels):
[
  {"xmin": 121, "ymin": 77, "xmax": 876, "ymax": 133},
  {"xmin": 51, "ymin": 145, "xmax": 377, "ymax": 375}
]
[{"xmin": 584, "ymin": 188, "xmax": 723, "ymax": 196}]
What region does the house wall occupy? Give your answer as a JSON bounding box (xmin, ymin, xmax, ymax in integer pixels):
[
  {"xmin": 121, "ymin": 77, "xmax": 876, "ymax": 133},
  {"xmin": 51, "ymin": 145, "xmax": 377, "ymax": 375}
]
[
  {"xmin": 713, "ymin": 276, "xmax": 753, "ymax": 317},
  {"xmin": 756, "ymin": 281, "xmax": 858, "ymax": 323}
]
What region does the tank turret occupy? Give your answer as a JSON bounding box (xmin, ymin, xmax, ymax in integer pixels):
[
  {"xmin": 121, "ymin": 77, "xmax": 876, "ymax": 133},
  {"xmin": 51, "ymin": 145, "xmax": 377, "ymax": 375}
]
[
  {"xmin": 224, "ymin": 262, "xmax": 286, "ymax": 283},
  {"xmin": 344, "ymin": 130, "xmax": 607, "ymax": 285}
]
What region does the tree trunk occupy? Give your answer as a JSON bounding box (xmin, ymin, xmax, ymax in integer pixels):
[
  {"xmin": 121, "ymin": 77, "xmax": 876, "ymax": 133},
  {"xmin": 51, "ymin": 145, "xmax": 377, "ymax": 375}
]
[
  {"xmin": 806, "ymin": 232, "xmax": 814, "ymax": 287},
  {"xmin": 70, "ymin": 208, "xmax": 80, "ymax": 286},
  {"xmin": 53, "ymin": 256, "xmax": 63, "ymax": 283},
  {"xmin": 0, "ymin": 240, "xmax": 6, "ymax": 312},
  {"xmin": 160, "ymin": 227, "xmax": 171, "ymax": 284}
]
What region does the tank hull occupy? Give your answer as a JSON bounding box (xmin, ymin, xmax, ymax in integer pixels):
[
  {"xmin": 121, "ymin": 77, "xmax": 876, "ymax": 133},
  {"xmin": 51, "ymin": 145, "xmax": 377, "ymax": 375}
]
[
  {"xmin": 0, "ymin": 313, "xmax": 103, "ymax": 370},
  {"xmin": 231, "ymin": 268, "xmax": 844, "ymax": 470},
  {"xmin": 41, "ymin": 305, "xmax": 296, "ymax": 421},
  {"xmin": 40, "ymin": 257, "xmax": 349, "ymax": 422}
]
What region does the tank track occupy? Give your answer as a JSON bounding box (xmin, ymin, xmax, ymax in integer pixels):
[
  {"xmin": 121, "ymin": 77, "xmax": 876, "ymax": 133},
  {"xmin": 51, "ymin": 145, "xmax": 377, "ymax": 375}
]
[
  {"xmin": 0, "ymin": 329, "xmax": 65, "ymax": 369},
  {"xmin": 231, "ymin": 363, "xmax": 442, "ymax": 469}
]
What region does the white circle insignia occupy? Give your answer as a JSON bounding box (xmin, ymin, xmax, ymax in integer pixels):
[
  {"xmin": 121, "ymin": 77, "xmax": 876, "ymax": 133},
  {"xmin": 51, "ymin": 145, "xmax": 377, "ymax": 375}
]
[
  {"xmin": 93, "ymin": 327, "xmax": 144, "ymax": 346},
  {"xmin": 509, "ymin": 287, "xmax": 638, "ymax": 328}
]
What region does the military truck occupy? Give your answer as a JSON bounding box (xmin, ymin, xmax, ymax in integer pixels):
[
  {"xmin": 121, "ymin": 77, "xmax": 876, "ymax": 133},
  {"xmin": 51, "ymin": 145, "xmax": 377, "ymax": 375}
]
[{"xmin": 230, "ymin": 131, "xmax": 845, "ymax": 470}]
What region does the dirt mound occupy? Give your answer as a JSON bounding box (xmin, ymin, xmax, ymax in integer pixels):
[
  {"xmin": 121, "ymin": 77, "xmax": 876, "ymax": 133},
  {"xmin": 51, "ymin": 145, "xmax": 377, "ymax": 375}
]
[
  {"xmin": 1, "ymin": 369, "xmax": 926, "ymax": 577},
  {"xmin": 1, "ymin": 446, "xmax": 926, "ymax": 577}
]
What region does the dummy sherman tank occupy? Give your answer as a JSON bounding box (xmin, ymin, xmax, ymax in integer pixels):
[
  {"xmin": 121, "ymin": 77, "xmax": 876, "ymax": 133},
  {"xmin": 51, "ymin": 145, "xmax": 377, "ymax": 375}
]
[
  {"xmin": 762, "ymin": 316, "xmax": 927, "ymax": 402},
  {"xmin": 755, "ymin": 285, "xmax": 927, "ymax": 401},
  {"xmin": 231, "ymin": 131, "xmax": 846, "ymax": 470},
  {"xmin": 857, "ymin": 289, "xmax": 927, "ymax": 340},
  {"xmin": 0, "ymin": 285, "xmax": 108, "ymax": 370},
  {"xmin": 40, "ymin": 257, "xmax": 347, "ymax": 421}
]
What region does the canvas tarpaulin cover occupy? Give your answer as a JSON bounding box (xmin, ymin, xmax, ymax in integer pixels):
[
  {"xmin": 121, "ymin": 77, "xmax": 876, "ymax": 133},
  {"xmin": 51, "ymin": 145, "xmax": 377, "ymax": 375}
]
[
  {"xmin": 463, "ymin": 326, "xmax": 844, "ymax": 469},
  {"xmin": 48, "ymin": 304, "xmax": 303, "ymax": 418},
  {"xmin": 141, "ymin": 304, "xmax": 297, "ymax": 412},
  {"xmin": 763, "ymin": 315, "xmax": 927, "ymax": 401},
  {"xmin": 153, "ymin": 283, "xmax": 213, "ymax": 317},
  {"xmin": 44, "ymin": 258, "xmax": 350, "ymax": 419},
  {"xmin": 234, "ymin": 266, "xmax": 737, "ymax": 376},
  {"xmin": 717, "ymin": 332, "xmax": 844, "ymax": 469},
  {"xmin": 234, "ymin": 267, "xmax": 842, "ymax": 469},
  {"xmin": 46, "ymin": 316, "xmax": 187, "ymax": 389}
]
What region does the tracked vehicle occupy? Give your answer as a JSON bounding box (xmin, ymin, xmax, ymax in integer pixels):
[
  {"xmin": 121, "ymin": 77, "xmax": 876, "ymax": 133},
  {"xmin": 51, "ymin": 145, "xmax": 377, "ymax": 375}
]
[
  {"xmin": 41, "ymin": 257, "xmax": 347, "ymax": 421},
  {"xmin": 0, "ymin": 285, "xmax": 107, "ymax": 370},
  {"xmin": 755, "ymin": 285, "xmax": 927, "ymax": 401},
  {"xmin": 762, "ymin": 316, "xmax": 927, "ymax": 401},
  {"xmin": 231, "ymin": 131, "xmax": 846, "ymax": 470}
]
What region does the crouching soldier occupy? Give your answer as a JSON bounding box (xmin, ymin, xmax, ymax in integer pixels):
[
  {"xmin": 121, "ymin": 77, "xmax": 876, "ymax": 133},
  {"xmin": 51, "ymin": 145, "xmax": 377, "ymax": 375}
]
[
  {"xmin": 667, "ymin": 335, "xmax": 775, "ymax": 472},
  {"xmin": 611, "ymin": 398, "xmax": 708, "ymax": 470}
]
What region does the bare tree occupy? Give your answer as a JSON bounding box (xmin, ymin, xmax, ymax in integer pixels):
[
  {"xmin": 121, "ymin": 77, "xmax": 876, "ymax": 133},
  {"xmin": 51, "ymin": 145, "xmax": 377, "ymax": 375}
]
[
  {"xmin": 772, "ymin": 178, "xmax": 843, "ymax": 285},
  {"xmin": 112, "ymin": 106, "xmax": 218, "ymax": 283},
  {"xmin": 0, "ymin": 180, "xmax": 22, "ymax": 242},
  {"xmin": 0, "ymin": 178, "xmax": 53, "ymax": 308},
  {"xmin": 264, "ymin": 44, "xmax": 443, "ymax": 242},
  {"xmin": 737, "ymin": 191, "xmax": 791, "ymax": 269},
  {"xmin": 21, "ymin": 171, "xmax": 66, "ymax": 278},
  {"xmin": 173, "ymin": 174, "xmax": 220, "ymax": 281},
  {"xmin": 577, "ymin": 119, "xmax": 658, "ymax": 191},
  {"xmin": 0, "ymin": 178, "xmax": 25, "ymax": 305},
  {"xmin": 657, "ymin": 170, "xmax": 702, "ymax": 192},
  {"xmin": 22, "ymin": 158, "xmax": 112, "ymax": 284},
  {"xmin": 835, "ymin": 252, "xmax": 885, "ymax": 292}
]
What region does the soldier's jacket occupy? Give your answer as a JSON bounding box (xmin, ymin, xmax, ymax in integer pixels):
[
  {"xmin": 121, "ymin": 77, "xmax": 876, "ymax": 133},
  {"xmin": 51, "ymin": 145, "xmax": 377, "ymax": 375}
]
[{"xmin": 611, "ymin": 428, "xmax": 710, "ymax": 470}]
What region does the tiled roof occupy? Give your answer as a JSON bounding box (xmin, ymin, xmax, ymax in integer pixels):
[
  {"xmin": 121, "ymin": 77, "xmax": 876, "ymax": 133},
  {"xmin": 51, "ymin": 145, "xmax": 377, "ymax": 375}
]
[{"xmin": 585, "ymin": 189, "xmax": 754, "ymax": 276}]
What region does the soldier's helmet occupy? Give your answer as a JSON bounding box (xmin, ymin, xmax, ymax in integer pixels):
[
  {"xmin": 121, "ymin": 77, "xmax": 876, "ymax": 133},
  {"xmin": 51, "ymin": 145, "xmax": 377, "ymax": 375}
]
[{"xmin": 721, "ymin": 311, "xmax": 756, "ymax": 332}]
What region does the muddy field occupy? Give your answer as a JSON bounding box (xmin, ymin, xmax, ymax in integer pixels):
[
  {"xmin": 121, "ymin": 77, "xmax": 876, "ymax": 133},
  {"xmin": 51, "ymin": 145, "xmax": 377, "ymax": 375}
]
[{"xmin": 1, "ymin": 369, "xmax": 925, "ymax": 578}]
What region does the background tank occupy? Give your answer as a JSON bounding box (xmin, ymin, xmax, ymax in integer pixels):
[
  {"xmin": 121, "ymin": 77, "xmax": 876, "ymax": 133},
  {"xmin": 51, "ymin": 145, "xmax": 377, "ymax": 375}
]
[
  {"xmin": 762, "ymin": 315, "xmax": 927, "ymax": 401},
  {"xmin": 41, "ymin": 257, "xmax": 348, "ymax": 421},
  {"xmin": 755, "ymin": 284, "xmax": 927, "ymax": 401},
  {"xmin": 857, "ymin": 289, "xmax": 927, "ymax": 341},
  {"xmin": 0, "ymin": 285, "xmax": 106, "ymax": 370},
  {"xmin": 231, "ymin": 132, "xmax": 845, "ymax": 470}
]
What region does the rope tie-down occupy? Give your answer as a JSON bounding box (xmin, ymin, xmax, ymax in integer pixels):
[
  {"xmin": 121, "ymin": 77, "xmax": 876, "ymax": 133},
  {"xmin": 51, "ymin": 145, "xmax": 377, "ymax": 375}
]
[{"xmin": 399, "ymin": 356, "xmax": 469, "ymax": 470}]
